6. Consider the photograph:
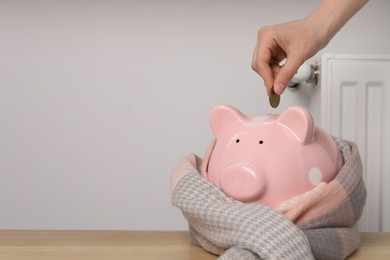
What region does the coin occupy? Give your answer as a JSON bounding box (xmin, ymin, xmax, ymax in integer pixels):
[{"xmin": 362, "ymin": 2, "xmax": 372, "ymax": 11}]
[{"xmin": 269, "ymin": 89, "xmax": 280, "ymax": 108}]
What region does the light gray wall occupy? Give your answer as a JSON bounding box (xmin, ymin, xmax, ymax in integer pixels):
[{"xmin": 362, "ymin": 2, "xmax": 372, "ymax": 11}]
[{"xmin": 0, "ymin": 0, "xmax": 389, "ymax": 230}]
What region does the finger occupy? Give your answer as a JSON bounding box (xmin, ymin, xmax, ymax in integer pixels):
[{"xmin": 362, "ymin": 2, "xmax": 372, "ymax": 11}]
[
  {"xmin": 253, "ymin": 47, "xmax": 274, "ymax": 96},
  {"xmin": 265, "ymin": 60, "xmax": 283, "ymax": 95},
  {"xmin": 260, "ymin": 62, "xmax": 274, "ymax": 96},
  {"xmin": 271, "ymin": 59, "xmax": 282, "ymax": 72},
  {"xmin": 274, "ymin": 55, "xmax": 304, "ymax": 95}
]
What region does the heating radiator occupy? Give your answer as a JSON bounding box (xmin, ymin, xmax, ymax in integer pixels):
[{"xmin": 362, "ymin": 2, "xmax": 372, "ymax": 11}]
[{"xmin": 320, "ymin": 54, "xmax": 390, "ymax": 232}]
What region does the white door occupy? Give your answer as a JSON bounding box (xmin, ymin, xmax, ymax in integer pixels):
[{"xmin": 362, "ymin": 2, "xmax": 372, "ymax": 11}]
[{"xmin": 321, "ymin": 54, "xmax": 390, "ymax": 232}]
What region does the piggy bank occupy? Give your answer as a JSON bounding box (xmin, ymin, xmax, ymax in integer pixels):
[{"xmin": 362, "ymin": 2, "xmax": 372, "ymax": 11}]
[{"xmin": 202, "ymin": 105, "xmax": 341, "ymax": 207}]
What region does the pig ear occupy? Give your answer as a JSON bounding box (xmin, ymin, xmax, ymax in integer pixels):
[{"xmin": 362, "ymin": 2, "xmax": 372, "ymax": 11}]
[
  {"xmin": 276, "ymin": 106, "xmax": 315, "ymax": 144},
  {"xmin": 210, "ymin": 105, "xmax": 246, "ymax": 136}
]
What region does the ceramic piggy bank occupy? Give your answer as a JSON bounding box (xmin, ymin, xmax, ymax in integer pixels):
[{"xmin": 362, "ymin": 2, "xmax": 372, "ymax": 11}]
[{"xmin": 202, "ymin": 105, "xmax": 341, "ymax": 207}]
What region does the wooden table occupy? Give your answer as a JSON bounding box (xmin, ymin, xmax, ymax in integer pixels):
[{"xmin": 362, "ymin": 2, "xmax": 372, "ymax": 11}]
[{"xmin": 0, "ymin": 231, "xmax": 389, "ymax": 259}]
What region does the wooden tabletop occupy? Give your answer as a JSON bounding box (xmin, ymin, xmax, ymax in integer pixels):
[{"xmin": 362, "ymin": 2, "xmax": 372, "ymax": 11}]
[{"xmin": 0, "ymin": 230, "xmax": 389, "ymax": 259}]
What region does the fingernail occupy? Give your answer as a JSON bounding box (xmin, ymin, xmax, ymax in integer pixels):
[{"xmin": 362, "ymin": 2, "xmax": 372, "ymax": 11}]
[{"xmin": 275, "ymin": 83, "xmax": 286, "ymax": 95}]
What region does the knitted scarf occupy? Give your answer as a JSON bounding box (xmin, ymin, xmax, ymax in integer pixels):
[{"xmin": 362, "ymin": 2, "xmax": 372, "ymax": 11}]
[{"xmin": 171, "ymin": 138, "xmax": 366, "ymax": 260}]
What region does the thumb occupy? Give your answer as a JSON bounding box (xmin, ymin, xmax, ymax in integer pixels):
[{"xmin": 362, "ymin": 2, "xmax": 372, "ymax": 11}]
[{"xmin": 274, "ymin": 58, "xmax": 303, "ymax": 95}]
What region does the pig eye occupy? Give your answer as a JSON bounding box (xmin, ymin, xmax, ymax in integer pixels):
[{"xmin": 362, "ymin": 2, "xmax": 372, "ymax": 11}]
[
  {"xmin": 259, "ymin": 140, "xmax": 264, "ymax": 144},
  {"xmin": 235, "ymin": 139, "xmax": 240, "ymax": 143}
]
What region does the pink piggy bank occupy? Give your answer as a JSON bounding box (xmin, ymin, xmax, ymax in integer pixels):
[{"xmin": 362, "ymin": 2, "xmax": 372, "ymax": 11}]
[{"xmin": 202, "ymin": 105, "xmax": 341, "ymax": 207}]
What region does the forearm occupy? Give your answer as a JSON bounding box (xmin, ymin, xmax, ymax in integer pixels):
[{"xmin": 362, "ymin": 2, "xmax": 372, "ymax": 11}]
[{"xmin": 306, "ymin": 0, "xmax": 368, "ymax": 48}]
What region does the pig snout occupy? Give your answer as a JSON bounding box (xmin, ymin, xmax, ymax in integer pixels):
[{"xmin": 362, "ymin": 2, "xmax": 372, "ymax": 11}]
[{"xmin": 219, "ymin": 162, "xmax": 265, "ymax": 202}]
